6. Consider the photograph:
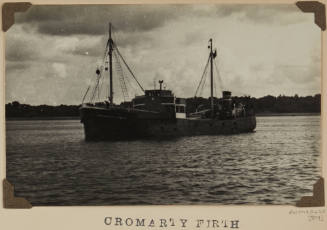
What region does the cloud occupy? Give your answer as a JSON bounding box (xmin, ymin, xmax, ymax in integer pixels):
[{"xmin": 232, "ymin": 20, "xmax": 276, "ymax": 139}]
[
  {"xmin": 15, "ymin": 5, "xmax": 192, "ymax": 36},
  {"xmin": 52, "ymin": 63, "xmax": 67, "ymax": 78},
  {"xmin": 14, "ymin": 4, "xmax": 304, "ymax": 36},
  {"xmin": 233, "ymin": 4, "xmax": 303, "ymax": 24},
  {"xmin": 5, "ymin": 4, "xmax": 321, "ymax": 105},
  {"xmin": 5, "ymin": 28, "xmax": 40, "ymax": 61}
]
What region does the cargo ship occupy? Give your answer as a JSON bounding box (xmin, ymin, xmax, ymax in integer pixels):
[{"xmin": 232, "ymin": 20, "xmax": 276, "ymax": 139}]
[{"xmin": 79, "ymin": 23, "xmax": 256, "ymax": 141}]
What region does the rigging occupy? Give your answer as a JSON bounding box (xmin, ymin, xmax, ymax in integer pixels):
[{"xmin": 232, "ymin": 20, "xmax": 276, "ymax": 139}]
[{"xmin": 82, "ymin": 23, "xmax": 145, "ymax": 104}]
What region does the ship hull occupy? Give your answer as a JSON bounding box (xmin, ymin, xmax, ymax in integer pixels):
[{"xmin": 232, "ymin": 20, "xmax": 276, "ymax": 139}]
[{"xmin": 80, "ymin": 106, "xmax": 256, "ymax": 141}]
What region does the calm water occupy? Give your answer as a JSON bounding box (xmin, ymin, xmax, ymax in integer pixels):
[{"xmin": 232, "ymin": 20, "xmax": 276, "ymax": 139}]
[{"xmin": 6, "ymin": 116, "xmax": 321, "ymax": 206}]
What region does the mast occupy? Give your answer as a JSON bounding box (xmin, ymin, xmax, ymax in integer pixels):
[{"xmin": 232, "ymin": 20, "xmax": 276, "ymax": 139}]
[
  {"xmin": 109, "ymin": 23, "xmax": 113, "ymax": 104},
  {"xmin": 159, "ymin": 80, "xmax": 163, "ymax": 91},
  {"xmin": 209, "ymin": 38, "xmax": 214, "ymax": 118}
]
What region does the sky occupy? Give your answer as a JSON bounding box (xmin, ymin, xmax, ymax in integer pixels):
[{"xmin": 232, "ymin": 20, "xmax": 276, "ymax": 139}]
[{"xmin": 5, "ymin": 4, "xmax": 321, "ymax": 105}]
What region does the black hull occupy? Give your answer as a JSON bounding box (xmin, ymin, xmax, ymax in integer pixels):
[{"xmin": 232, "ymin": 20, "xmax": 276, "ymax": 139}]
[{"xmin": 80, "ymin": 106, "xmax": 256, "ymax": 141}]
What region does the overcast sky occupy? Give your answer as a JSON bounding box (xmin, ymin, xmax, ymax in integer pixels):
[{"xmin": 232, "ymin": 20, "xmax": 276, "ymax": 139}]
[{"xmin": 5, "ymin": 4, "xmax": 321, "ymax": 105}]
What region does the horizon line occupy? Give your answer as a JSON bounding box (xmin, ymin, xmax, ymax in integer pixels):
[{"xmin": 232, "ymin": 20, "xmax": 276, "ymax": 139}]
[{"xmin": 5, "ymin": 92, "xmax": 321, "ymax": 107}]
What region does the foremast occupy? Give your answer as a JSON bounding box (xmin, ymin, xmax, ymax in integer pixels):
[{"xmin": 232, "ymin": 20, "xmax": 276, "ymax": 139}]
[
  {"xmin": 108, "ymin": 23, "xmax": 114, "ymax": 104},
  {"xmin": 106, "ymin": 22, "xmax": 144, "ymax": 105}
]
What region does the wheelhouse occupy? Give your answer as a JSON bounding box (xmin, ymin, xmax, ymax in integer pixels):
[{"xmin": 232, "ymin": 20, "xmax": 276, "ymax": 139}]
[{"xmin": 131, "ymin": 84, "xmax": 186, "ymax": 119}]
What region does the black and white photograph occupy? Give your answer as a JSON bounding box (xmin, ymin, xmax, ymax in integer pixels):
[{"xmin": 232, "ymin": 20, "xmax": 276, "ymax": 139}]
[{"xmin": 4, "ymin": 3, "xmax": 322, "ymax": 206}]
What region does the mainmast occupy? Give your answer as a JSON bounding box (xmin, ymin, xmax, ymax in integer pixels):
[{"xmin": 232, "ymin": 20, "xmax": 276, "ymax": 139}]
[
  {"xmin": 208, "ymin": 38, "xmax": 215, "ymax": 117},
  {"xmin": 108, "ymin": 23, "xmax": 113, "ymax": 104}
]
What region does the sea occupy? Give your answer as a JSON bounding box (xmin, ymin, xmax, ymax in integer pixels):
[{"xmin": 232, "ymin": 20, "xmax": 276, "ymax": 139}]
[{"xmin": 5, "ymin": 115, "xmax": 321, "ymax": 206}]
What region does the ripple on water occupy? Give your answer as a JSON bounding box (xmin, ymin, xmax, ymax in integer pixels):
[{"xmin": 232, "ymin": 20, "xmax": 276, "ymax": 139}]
[{"xmin": 6, "ymin": 116, "xmax": 321, "ymax": 205}]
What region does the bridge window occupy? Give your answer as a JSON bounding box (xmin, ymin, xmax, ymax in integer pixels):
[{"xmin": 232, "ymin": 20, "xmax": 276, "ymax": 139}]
[{"xmin": 176, "ymin": 105, "xmax": 185, "ymax": 113}]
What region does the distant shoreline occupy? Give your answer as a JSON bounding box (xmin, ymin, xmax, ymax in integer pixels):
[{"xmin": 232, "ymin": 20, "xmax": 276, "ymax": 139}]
[
  {"xmin": 6, "ymin": 116, "xmax": 80, "ymax": 121},
  {"xmin": 5, "ymin": 113, "xmax": 320, "ymax": 121},
  {"xmin": 255, "ymin": 112, "xmax": 320, "ymax": 117}
]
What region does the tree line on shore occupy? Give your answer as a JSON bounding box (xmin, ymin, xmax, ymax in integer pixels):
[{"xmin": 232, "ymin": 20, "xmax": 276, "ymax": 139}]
[{"xmin": 5, "ymin": 94, "xmax": 320, "ymax": 118}]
